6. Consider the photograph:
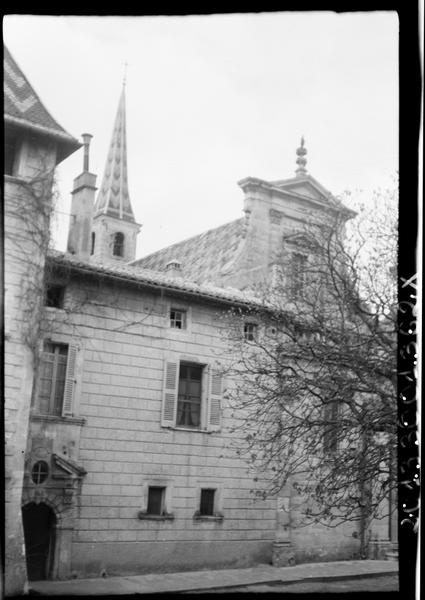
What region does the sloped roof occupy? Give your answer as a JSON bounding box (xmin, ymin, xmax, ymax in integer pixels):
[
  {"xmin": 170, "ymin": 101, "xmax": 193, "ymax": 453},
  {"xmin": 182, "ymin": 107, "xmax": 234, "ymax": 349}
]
[
  {"xmin": 131, "ymin": 218, "xmax": 246, "ymax": 284},
  {"xmin": 47, "ymin": 250, "xmax": 261, "ymax": 308},
  {"xmin": 4, "ymin": 45, "xmax": 80, "ymax": 161},
  {"xmin": 94, "ymin": 86, "xmax": 136, "ymax": 223}
]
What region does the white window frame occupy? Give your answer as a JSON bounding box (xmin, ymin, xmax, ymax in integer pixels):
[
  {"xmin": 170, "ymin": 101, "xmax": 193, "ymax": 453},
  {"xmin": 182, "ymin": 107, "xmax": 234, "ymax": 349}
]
[
  {"xmin": 139, "ymin": 479, "xmax": 174, "ymax": 520},
  {"xmin": 194, "ymin": 481, "xmax": 224, "ymax": 521},
  {"xmin": 161, "ymin": 355, "xmax": 223, "ymax": 433},
  {"xmin": 166, "ymin": 302, "xmax": 192, "ymax": 335},
  {"xmin": 33, "ymin": 336, "xmax": 83, "ymax": 419}
]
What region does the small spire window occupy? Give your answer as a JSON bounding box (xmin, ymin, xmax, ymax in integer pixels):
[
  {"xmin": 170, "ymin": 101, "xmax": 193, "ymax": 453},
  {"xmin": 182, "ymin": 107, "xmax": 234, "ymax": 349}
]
[
  {"xmin": 90, "ymin": 232, "xmax": 96, "ymax": 256},
  {"xmin": 112, "ymin": 232, "xmax": 125, "ymax": 257}
]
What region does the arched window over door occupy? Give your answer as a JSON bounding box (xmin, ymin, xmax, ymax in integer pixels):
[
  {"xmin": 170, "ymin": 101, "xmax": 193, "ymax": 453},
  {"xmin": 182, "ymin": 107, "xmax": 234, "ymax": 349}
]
[
  {"xmin": 113, "ymin": 232, "xmax": 124, "ymax": 257},
  {"xmin": 22, "ymin": 503, "xmax": 56, "ymax": 580}
]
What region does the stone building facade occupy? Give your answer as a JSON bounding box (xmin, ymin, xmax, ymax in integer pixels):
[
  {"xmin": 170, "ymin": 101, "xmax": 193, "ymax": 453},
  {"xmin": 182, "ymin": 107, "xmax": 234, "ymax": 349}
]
[
  {"xmin": 5, "ymin": 52, "xmax": 396, "ymax": 586},
  {"xmin": 4, "ymin": 45, "xmax": 80, "ymax": 595}
]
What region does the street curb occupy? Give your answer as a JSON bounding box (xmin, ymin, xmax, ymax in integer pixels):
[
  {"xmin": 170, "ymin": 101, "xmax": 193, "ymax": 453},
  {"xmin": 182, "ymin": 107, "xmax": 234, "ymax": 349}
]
[
  {"xmin": 27, "ymin": 564, "xmax": 399, "ymax": 596},
  {"xmin": 156, "ymin": 569, "xmax": 400, "ymax": 594}
]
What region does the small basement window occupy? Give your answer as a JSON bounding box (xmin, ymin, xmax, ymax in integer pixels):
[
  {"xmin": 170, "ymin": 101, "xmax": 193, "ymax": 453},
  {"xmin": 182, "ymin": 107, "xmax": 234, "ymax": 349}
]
[
  {"xmin": 244, "ymin": 323, "xmax": 258, "ymax": 341},
  {"xmin": 45, "ymin": 285, "xmax": 65, "ymax": 308},
  {"xmin": 170, "ymin": 308, "xmax": 187, "ymax": 330},
  {"xmin": 31, "ymin": 461, "xmax": 49, "ymax": 485},
  {"xmin": 199, "ymin": 489, "xmax": 216, "ymax": 516},
  {"xmin": 147, "ymin": 486, "xmax": 166, "ymax": 515}
]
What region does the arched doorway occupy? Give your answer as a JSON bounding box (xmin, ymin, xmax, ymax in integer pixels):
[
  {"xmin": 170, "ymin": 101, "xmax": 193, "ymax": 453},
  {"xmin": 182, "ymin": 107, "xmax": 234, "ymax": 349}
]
[{"xmin": 22, "ymin": 503, "xmax": 56, "ymax": 580}]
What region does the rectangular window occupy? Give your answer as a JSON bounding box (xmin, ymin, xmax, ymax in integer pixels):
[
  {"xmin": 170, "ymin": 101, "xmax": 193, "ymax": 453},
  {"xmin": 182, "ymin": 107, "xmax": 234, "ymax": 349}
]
[
  {"xmin": 38, "ymin": 342, "xmax": 69, "ymax": 415},
  {"xmin": 199, "ymin": 489, "xmax": 216, "ymax": 516},
  {"xmin": 177, "ymin": 362, "xmax": 203, "ymax": 429},
  {"xmin": 291, "ymin": 253, "xmax": 307, "ymax": 299},
  {"xmin": 4, "ymin": 132, "xmax": 18, "ymax": 176},
  {"xmin": 244, "ymin": 322, "xmax": 258, "ymax": 341},
  {"xmin": 170, "ymin": 309, "xmax": 187, "ymax": 329},
  {"xmin": 147, "ymin": 486, "xmax": 166, "ymax": 515},
  {"xmin": 45, "ymin": 285, "xmax": 65, "ymax": 308},
  {"xmin": 162, "ymin": 359, "xmax": 222, "ymax": 432},
  {"xmin": 323, "ymin": 401, "xmax": 339, "ymax": 453}
]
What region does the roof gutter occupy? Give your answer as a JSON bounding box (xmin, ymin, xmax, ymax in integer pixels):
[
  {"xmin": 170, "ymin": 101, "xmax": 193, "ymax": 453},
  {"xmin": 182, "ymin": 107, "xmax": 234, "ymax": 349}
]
[
  {"xmin": 5, "ymin": 114, "xmax": 81, "ymax": 163},
  {"xmin": 47, "ymin": 255, "xmax": 260, "ymax": 311}
]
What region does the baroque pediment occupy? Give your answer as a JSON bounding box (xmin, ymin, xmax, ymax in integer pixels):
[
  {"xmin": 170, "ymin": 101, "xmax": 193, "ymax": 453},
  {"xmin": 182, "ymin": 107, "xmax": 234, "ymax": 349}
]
[
  {"xmin": 52, "ymin": 453, "xmax": 87, "ymax": 478},
  {"xmin": 273, "ymin": 175, "xmax": 334, "ymax": 203},
  {"xmin": 282, "ymin": 231, "xmax": 317, "ymax": 249}
]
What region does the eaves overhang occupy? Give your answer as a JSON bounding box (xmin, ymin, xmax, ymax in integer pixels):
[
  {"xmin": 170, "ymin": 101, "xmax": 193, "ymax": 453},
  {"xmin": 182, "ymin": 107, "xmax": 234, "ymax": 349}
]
[
  {"xmin": 46, "ymin": 252, "xmax": 264, "ymax": 311},
  {"xmin": 5, "ymin": 114, "xmax": 81, "ymax": 164}
]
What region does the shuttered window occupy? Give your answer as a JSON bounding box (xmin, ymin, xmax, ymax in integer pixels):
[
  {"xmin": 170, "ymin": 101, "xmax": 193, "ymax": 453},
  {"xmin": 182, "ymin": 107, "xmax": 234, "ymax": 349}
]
[
  {"xmin": 161, "ymin": 359, "xmax": 223, "ymax": 432},
  {"xmin": 38, "ymin": 341, "xmax": 77, "ymax": 417}
]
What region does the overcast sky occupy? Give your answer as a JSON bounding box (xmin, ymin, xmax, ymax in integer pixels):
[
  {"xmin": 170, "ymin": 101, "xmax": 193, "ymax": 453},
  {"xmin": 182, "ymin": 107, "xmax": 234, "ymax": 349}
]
[{"xmin": 4, "ymin": 12, "xmax": 398, "ymax": 259}]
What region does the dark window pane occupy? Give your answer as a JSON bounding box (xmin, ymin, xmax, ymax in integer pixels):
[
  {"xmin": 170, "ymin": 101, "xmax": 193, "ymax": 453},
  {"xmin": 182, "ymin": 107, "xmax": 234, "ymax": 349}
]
[
  {"xmin": 177, "ymin": 362, "xmax": 202, "ymax": 429},
  {"xmin": 45, "ymin": 285, "xmax": 65, "ymax": 308},
  {"xmin": 147, "ymin": 487, "xmax": 165, "ymax": 515},
  {"xmin": 188, "ymin": 365, "xmax": 202, "ymax": 380},
  {"xmin": 200, "ymin": 489, "xmax": 215, "ymax": 516},
  {"xmin": 5, "ymin": 134, "xmax": 17, "ymax": 175},
  {"xmin": 113, "ymin": 232, "xmax": 124, "ymax": 257}
]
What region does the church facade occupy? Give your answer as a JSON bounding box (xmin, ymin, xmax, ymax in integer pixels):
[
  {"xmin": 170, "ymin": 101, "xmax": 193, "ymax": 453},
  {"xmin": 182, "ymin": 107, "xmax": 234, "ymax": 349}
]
[{"xmin": 5, "ymin": 46, "xmax": 395, "ymax": 586}]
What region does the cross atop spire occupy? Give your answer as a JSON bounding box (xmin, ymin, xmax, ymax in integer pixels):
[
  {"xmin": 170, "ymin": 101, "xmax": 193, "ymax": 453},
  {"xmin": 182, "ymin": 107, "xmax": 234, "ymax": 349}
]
[
  {"xmin": 295, "ymin": 136, "xmax": 308, "ymax": 177},
  {"xmin": 93, "ymin": 86, "xmax": 136, "ymax": 222}
]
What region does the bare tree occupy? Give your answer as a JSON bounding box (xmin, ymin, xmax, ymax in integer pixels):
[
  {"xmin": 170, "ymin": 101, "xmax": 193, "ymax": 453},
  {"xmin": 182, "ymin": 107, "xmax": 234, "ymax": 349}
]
[{"xmin": 222, "ymin": 184, "xmax": 398, "ymax": 556}]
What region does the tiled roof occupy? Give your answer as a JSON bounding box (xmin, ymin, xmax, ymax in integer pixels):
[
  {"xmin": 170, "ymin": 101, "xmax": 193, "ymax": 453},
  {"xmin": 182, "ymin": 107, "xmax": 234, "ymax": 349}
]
[
  {"xmin": 47, "ymin": 250, "xmax": 261, "ymax": 308},
  {"xmin": 4, "ymin": 45, "xmax": 80, "ymax": 160},
  {"xmin": 94, "ymin": 86, "xmax": 136, "ymax": 223},
  {"xmin": 131, "ymin": 218, "xmax": 246, "ymax": 284}
]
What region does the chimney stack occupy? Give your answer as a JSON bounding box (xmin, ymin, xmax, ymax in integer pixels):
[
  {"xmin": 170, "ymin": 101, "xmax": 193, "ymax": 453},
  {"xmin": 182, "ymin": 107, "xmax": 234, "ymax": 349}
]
[
  {"xmin": 82, "ymin": 133, "xmax": 93, "ymax": 172},
  {"xmin": 165, "ymin": 259, "xmax": 183, "ymax": 278},
  {"xmin": 67, "ymin": 134, "xmax": 97, "ymax": 261}
]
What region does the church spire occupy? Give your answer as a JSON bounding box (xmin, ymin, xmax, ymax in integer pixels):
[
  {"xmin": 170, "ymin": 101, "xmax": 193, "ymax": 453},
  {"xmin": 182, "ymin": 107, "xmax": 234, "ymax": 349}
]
[
  {"xmin": 90, "ymin": 83, "xmax": 141, "ymax": 265},
  {"xmin": 93, "ymin": 85, "xmax": 135, "ymax": 222}
]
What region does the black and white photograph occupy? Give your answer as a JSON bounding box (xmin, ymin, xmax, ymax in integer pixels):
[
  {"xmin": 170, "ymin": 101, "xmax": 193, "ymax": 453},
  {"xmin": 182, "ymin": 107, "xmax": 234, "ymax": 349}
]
[{"xmin": 3, "ymin": 8, "xmax": 419, "ymax": 598}]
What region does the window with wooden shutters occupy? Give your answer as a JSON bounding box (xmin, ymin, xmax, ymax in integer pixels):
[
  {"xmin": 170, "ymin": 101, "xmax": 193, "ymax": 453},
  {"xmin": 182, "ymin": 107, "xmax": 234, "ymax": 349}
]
[
  {"xmin": 62, "ymin": 344, "xmax": 78, "ymax": 416},
  {"xmin": 37, "ymin": 341, "xmax": 77, "ymax": 417},
  {"xmin": 161, "ymin": 360, "xmax": 179, "ymax": 427},
  {"xmin": 161, "ymin": 359, "xmax": 222, "ymax": 431},
  {"xmin": 207, "ymin": 367, "xmax": 223, "ymax": 432}
]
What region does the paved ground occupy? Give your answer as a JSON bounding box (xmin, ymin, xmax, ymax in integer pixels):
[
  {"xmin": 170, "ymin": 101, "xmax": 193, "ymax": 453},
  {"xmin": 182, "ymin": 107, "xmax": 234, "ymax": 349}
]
[
  {"xmin": 192, "ymin": 574, "xmax": 399, "ymax": 594},
  {"xmin": 29, "ymin": 560, "xmax": 398, "ymax": 596}
]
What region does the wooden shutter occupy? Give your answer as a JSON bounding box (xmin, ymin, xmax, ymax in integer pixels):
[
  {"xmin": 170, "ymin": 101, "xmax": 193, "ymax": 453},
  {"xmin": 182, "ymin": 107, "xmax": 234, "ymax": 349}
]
[
  {"xmin": 207, "ymin": 366, "xmax": 223, "ymax": 432},
  {"xmin": 62, "ymin": 344, "xmax": 78, "ymax": 417},
  {"xmin": 161, "ymin": 360, "xmax": 179, "ymax": 427}
]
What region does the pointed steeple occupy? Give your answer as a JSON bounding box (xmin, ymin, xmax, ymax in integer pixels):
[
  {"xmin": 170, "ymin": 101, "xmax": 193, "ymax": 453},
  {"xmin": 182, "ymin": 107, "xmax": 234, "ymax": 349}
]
[
  {"xmin": 90, "ymin": 83, "xmax": 141, "ymax": 266},
  {"xmin": 93, "ymin": 85, "xmax": 135, "ymax": 222}
]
